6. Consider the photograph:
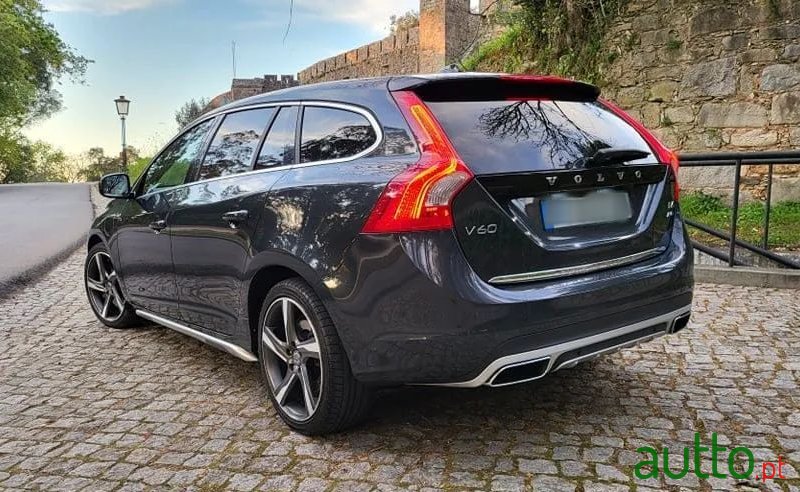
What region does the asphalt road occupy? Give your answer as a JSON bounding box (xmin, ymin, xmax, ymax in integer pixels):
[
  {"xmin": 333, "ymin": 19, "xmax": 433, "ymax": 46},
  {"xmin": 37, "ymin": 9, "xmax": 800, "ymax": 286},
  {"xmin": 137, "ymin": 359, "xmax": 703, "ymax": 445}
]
[{"xmin": 0, "ymin": 182, "xmax": 93, "ymax": 295}]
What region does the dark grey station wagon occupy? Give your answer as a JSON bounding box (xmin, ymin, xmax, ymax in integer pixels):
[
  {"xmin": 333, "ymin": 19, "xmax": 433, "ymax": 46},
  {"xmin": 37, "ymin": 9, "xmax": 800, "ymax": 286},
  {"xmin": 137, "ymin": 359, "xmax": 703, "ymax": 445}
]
[{"xmin": 86, "ymin": 73, "xmax": 693, "ymax": 434}]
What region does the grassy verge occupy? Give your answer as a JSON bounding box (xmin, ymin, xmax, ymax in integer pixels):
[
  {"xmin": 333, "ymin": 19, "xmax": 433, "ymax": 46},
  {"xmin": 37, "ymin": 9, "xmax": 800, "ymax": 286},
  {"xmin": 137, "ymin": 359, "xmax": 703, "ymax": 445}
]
[{"xmin": 680, "ymin": 192, "xmax": 800, "ymax": 250}]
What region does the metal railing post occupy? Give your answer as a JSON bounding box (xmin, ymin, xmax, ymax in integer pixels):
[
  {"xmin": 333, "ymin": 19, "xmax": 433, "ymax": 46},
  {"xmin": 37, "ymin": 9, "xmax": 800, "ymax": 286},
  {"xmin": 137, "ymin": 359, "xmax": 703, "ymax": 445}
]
[
  {"xmin": 762, "ymin": 163, "xmax": 773, "ymax": 250},
  {"xmin": 729, "ymin": 159, "xmax": 742, "ymax": 267}
]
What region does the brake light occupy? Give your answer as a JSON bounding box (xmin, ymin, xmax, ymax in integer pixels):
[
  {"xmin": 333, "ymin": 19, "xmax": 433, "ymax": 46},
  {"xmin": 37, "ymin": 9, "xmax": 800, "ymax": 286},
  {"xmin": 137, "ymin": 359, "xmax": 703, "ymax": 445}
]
[
  {"xmin": 361, "ymin": 91, "xmax": 473, "ymax": 234},
  {"xmin": 601, "ymin": 99, "xmax": 680, "ymax": 198}
]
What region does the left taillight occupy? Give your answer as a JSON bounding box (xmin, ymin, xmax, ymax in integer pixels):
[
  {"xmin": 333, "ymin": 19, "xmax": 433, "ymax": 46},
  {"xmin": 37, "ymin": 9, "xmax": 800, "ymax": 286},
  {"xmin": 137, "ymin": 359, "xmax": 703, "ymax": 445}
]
[
  {"xmin": 361, "ymin": 91, "xmax": 473, "ymax": 234},
  {"xmin": 601, "ymin": 99, "xmax": 680, "ymax": 199}
]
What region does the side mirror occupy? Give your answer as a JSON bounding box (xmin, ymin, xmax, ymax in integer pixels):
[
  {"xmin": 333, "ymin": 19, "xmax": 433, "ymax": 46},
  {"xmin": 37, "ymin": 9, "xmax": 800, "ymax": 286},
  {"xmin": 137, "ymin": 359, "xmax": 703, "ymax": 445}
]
[{"xmin": 99, "ymin": 173, "xmax": 132, "ymax": 198}]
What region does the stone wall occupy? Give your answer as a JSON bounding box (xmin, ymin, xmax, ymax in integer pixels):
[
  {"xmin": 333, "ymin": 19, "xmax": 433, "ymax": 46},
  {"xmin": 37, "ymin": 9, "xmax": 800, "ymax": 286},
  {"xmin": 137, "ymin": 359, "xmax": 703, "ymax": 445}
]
[
  {"xmin": 298, "ymin": 27, "xmax": 420, "ymax": 84},
  {"xmin": 206, "ymin": 74, "xmax": 299, "ymax": 112},
  {"xmin": 231, "ymin": 74, "xmax": 299, "ymax": 100},
  {"xmin": 601, "ymin": 0, "xmax": 800, "ymax": 202},
  {"xmin": 298, "ymin": 0, "xmax": 482, "ymax": 84}
]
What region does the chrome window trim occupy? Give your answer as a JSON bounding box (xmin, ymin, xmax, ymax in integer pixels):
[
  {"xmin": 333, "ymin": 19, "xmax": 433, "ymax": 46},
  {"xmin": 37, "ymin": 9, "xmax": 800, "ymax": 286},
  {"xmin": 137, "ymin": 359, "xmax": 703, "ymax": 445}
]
[
  {"xmin": 136, "ymin": 100, "xmax": 385, "ymax": 199},
  {"xmin": 428, "ymin": 305, "xmax": 691, "ymax": 388},
  {"xmin": 488, "ymin": 246, "xmax": 666, "ymax": 285}
]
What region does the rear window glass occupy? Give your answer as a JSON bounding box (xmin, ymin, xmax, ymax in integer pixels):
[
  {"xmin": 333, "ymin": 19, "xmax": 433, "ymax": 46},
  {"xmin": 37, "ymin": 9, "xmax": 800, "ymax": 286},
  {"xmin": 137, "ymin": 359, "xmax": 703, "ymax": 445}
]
[
  {"xmin": 256, "ymin": 106, "xmax": 298, "ymax": 169},
  {"xmin": 300, "ymin": 106, "xmax": 376, "ymax": 163},
  {"xmin": 426, "ymin": 100, "xmax": 656, "ymax": 174}
]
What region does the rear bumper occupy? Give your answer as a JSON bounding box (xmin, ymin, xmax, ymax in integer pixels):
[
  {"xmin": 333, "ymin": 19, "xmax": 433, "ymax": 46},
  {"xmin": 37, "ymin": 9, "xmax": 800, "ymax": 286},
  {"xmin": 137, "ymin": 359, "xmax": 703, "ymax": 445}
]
[
  {"xmin": 324, "ymin": 214, "xmax": 694, "ymax": 386},
  {"xmin": 436, "ymin": 306, "xmax": 690, "ymax": 388}
]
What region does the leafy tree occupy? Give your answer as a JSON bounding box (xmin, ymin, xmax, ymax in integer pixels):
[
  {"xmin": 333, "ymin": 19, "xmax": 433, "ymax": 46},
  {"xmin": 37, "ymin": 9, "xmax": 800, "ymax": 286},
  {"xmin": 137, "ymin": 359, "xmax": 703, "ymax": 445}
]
[
  {"xmin": 0, "ymin": 0, "xmax": 90, "ymax": 183},
  {"xmin": 0, "ymin": 133, "xmax": 79, "ymax": 183},
  {"xmin": 78, "ymin": 146, "xmax": 140, "ymax": 181},
  {"xmin": 175, "ymin": 97, "xmax": 210, "ymax": 130},
  {"xmin": 389, "ymin": 10, "xmax": 418, "ymax": 33},
  {"xmin": 0, "ymin": 0, "xmax": 90, "ymax": 127}
]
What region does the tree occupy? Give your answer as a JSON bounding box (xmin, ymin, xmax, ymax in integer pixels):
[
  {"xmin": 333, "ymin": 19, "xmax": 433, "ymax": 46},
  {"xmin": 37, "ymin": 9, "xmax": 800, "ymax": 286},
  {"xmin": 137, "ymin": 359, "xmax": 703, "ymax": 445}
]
[
  {"xmin": 78, "ymin": 146, "xmax": 140, "ymax": 181},
  {"xmin": 0, "ymin": 0, "xmax": 90, "ymax": 127},
  {"xmin": 0, "ymin": 133, "xmax": 77, "ymax": 183},
  {"xmin": 175, "ymin": 97, "xmax": 210, "ymax": 130},
  {"xmin": 0, "ymin": 0, "xmax": 90, "ymax": 183},
  {"xmin": 389, "ymin": 10, "xmax": 418, "ymax": 34}
]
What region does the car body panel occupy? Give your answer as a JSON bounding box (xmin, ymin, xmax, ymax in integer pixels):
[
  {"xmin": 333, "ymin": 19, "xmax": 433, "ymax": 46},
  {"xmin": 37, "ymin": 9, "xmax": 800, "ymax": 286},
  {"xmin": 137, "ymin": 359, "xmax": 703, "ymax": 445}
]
[
  {"xmin": 87, "ymin": 73, "xmax": 694, "ymax": 388},
  {"xmin": 166, "ymin": 171, "xmax": 285, "ymax": 335},
  {"xmin": 113, "ymin": 192, "xmax": 180, "ymax": 318}
]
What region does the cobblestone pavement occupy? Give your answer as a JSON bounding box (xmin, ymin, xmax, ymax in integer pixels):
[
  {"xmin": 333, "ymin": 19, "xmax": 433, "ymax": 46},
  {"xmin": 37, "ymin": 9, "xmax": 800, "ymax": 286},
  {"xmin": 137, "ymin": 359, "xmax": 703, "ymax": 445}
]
[{"xmin": 1, "ymin": 252, "xmax": 799, "ymax": 491}]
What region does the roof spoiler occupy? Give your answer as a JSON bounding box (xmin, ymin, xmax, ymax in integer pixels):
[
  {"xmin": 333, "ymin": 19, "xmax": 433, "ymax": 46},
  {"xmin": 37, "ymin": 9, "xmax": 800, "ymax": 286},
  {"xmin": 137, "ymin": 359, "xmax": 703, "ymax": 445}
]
[{"xmin": 388, "ymin": 73, "xmax": 600, "ymax": 102}]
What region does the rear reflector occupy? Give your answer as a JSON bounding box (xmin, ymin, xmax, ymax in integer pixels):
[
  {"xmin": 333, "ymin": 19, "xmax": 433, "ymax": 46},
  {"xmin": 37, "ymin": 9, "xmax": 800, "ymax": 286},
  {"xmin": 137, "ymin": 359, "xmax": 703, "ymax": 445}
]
[
  {"xmin": 361, "ymin": 91, "xmax": 472, "ymax": 234},
  {"xmin": 601, "ymin": 99, "xmax": 680, "ymax": 198}
]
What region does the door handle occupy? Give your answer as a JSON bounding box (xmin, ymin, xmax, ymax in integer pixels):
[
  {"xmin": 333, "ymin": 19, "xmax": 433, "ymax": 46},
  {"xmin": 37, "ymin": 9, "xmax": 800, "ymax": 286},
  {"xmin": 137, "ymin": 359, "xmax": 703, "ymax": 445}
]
[
  {"xmin": 149, "ymin": 219, "xmax": 167, "ymax": 233},
  {"xmin": 222, "ymin": 210, "xmax": 248, "ymax": 228}
]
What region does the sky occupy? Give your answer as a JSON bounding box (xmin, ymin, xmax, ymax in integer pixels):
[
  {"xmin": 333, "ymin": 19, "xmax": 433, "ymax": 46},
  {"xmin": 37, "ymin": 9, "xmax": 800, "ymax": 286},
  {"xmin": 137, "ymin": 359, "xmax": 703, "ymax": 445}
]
[{"xmin": 25, "ymin": 0, "xmax": 421, "ymax": 156}]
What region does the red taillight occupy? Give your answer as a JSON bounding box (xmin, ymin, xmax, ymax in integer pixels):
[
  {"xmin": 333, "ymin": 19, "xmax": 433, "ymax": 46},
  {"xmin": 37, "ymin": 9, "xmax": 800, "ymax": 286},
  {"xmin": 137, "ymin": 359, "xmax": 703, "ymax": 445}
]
[
  {"xmin": 601, "ymin": 99, "xmax": 680, "ymax": 198},
  {"xmin": 361, "ymin": 91, "xmax": 473, "ymax": 234}
]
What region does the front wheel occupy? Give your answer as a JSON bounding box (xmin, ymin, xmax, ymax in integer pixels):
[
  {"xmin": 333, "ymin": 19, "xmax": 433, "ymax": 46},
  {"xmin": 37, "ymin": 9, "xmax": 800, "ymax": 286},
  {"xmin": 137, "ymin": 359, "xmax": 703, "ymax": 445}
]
[
  {"xmin": 84, "ymin": 244, "xmax": 142, "ymax": 329},
  {"xmin": 258, "ymin": 278, "xmax": 372, "ymax": 435}
]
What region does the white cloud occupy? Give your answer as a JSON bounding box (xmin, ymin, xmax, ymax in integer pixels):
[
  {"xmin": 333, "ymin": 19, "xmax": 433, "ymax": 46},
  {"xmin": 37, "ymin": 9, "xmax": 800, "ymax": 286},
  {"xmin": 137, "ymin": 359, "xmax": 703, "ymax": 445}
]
[
  {"xmin": 255, "ymin": 0, "xmax": 419, "ymax": 35},
  {"xmin": 302, "ymin": 0, "xmax": 418, "ymax": 33},
  {"xmin": 44, "ymin": 0, "xmax": 175, "ymax": 15}
]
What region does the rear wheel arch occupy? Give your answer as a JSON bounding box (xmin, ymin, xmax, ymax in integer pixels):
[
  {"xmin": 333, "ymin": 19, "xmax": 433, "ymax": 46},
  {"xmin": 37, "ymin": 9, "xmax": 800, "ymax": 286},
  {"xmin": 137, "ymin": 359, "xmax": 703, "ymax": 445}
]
[{"xmin": 246, "ymin": 261, "xmax": 331, "ymax": 355}]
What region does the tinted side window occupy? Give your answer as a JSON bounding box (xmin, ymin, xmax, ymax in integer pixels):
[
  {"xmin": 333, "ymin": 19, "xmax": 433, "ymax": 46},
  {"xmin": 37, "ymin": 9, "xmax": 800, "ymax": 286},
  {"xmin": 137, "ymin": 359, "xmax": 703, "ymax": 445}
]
[
  {"xmin": 300, "ymin": 107, "xmax": 376, "ymax": 163},
  {"xmin": 141, "ymin": 119, "xmax": 214, "ymax": 195},
  {"xmin": 197, "ymin": 108, "xmax": 275, "ymax": 181},
  {"xmin": 255, "ymin": 106, "xmax": 298, "ymax": 169}
]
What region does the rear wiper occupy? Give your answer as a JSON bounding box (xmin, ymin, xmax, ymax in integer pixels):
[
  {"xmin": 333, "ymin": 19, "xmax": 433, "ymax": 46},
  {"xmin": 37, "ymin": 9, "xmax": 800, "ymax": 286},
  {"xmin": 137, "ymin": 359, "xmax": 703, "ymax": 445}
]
[{"xmin": 579, "ymin": 148, "xmax": 649, "ymax": 168}]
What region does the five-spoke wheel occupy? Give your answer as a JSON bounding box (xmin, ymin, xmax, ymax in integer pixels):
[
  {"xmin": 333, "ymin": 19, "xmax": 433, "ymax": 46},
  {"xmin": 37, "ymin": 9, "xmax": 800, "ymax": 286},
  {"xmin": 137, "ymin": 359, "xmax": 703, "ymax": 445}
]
[
  {"xmin": 86, "ymin": 251, "xmax": 125, "ymax": 322},
  {"xmin": 261, "ymin": 297, "xmax": 323, "ymax": 422},
  {"xmin": 84, "ymin": 244, "xmax": 141, "ymax": 328},
  {"xmin": 258, "ymin": 278, "xmax": 372, "ymax": 434}
]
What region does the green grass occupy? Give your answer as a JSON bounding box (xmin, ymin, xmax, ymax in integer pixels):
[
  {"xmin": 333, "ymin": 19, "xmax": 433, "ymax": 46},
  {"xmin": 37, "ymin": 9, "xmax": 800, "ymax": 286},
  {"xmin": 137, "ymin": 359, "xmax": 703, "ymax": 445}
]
[
  {"xmin": 461, "ymin": 24, "xmax": 524, "ymax": 72},
  {"xmin": 680, "ymin": 192, "xmax": 800, "ymax": 249}
]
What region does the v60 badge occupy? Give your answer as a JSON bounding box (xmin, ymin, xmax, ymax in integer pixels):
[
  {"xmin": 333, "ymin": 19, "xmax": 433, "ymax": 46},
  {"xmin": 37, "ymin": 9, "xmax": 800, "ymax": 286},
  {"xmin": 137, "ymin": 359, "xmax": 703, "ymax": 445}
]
[{"xmin": 465, "ymin": 224, "xmax": 498, "ymax": 236}]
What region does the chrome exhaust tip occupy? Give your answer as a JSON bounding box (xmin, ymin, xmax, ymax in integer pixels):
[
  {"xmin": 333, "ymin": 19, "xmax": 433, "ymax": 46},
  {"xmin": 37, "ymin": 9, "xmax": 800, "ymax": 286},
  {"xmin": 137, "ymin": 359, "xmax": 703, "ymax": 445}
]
[
  {"xmin": 670, "ymin": 312, "xmax": 691, "ymax": 334},
  {"xmin": 487, "ymin": 357, "xmax": 550, "ymax": 387}
]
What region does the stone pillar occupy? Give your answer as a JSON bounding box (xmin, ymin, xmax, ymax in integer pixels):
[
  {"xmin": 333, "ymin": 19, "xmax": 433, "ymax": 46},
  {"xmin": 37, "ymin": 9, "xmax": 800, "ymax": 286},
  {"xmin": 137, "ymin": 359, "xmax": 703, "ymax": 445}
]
[{"xmin": 419, "ymin": 0, "xmax": 482, "ymax": 73}]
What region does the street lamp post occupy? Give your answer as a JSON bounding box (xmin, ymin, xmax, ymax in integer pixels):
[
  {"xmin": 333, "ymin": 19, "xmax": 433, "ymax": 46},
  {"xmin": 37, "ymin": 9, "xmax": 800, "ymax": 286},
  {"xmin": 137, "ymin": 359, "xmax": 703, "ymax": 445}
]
[{"xmin": 114, "ymin": 96, "xmax": 130, "ymax": 173}]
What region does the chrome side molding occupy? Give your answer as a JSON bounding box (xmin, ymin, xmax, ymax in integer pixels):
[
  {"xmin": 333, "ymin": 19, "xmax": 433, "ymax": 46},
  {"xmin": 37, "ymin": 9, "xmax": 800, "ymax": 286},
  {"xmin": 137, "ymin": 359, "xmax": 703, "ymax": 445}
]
[
  {"xmin": 488, "ymin": 247, "xmax": 666, "ymax": 284},
  {"xmin": 433, "ymin": 305, "xmax": 691, "ymax": 388},
  {"xmin": 135, "ymin": 310, "xmax": 258, "ymax": 362}
]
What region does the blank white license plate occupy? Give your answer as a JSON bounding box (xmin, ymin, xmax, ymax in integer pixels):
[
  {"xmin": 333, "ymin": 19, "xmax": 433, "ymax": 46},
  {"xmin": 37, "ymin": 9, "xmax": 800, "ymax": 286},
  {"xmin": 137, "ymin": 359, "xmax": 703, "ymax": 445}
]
[{"xmin": 540, "ymin": 189, "xmax": 632, "ymax": 230}]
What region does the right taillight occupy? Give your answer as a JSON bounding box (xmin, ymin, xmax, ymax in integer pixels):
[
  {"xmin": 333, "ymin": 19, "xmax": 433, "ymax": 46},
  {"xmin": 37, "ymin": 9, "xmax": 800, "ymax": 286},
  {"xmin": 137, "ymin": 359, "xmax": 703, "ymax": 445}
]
[
  {"xmin": 361, "ymin": 91, "xmax": 473, "ymax": 234},
  {"xmin": 601, "ymin": 99, "xmax": 680, "ymax": 199}
]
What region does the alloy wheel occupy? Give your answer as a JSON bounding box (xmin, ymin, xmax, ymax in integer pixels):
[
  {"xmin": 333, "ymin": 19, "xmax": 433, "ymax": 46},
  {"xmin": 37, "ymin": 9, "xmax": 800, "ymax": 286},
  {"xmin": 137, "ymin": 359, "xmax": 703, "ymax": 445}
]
[
  {"xmin": 86, "ymin": 251, "xmax": 126, "ymax": 322},
  {"xmin": 261, "ymin": 297, "xmax": 323, "ymax": 422}
]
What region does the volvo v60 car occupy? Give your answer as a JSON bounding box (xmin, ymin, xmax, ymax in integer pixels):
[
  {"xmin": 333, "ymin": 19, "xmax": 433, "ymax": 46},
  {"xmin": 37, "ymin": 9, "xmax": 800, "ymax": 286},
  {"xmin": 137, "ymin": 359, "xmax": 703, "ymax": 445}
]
[{"xmin": 86, "ymin": 73, "xmax": 693, "ymax": 434}]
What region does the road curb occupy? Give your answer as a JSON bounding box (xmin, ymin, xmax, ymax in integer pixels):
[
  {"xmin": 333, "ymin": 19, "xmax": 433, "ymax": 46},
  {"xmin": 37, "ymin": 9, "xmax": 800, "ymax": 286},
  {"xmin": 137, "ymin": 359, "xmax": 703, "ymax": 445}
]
[
  {"xmin": 695, "ymin": 265, "xmax": 800, "ymax": 289},
  {"xmin": 0, "ymin": 183, "xmax": 98, "ymax": 299}
]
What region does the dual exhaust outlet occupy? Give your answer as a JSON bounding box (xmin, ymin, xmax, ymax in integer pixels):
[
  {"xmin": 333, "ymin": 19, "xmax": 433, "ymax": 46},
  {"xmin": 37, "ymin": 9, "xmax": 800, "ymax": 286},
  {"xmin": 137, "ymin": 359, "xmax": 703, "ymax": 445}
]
[{"xmin": 486, "ymin": 312, "xmax": 691, "ymax": 388}]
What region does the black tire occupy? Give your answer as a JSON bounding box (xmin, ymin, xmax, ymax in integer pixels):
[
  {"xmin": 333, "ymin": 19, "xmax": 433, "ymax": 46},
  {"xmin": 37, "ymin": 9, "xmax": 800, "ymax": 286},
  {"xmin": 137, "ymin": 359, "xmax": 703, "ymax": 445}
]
[
  {"xmin": 84, "ymin": 243, "xmax": 143, "ymax": 329},
  {"xmin": 257, "ymin": 278, "xmax": 372, "ymax": 435}
]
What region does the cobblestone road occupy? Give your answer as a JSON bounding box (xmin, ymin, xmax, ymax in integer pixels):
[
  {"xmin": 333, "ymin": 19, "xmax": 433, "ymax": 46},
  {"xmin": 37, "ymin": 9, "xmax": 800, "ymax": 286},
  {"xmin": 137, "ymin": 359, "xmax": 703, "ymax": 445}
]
[{"xmin": 1, "ymin": 252, "xmax": 799, "ymax": 491}]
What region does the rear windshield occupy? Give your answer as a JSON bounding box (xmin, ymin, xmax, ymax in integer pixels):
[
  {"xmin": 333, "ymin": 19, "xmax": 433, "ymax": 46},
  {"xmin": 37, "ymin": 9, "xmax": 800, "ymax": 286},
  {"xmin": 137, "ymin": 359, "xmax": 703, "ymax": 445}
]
[{"xmin": 426, "ymin": 100, "xmax": 656, "ymax": 175}]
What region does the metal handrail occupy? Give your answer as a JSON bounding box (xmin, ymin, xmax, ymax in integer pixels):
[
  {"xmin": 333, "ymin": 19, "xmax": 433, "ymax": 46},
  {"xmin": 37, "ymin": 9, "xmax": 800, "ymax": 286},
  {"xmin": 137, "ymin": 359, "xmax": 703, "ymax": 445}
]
[{"xmin": 678, "ymin": 151, "xmax": 800, "ymax": 269}]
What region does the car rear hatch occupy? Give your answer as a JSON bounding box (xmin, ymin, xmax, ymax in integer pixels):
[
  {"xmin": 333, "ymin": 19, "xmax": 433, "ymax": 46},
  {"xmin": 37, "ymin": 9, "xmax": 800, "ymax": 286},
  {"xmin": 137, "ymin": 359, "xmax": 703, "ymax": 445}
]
[{"xmin": 389, "ymin": 74, "xmax": 678, "ymax": 285}]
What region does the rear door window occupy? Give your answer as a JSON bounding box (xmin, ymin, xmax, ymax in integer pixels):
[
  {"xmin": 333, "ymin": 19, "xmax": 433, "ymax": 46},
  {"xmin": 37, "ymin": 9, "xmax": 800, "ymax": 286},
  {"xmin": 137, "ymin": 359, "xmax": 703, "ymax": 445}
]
[
  {"xmin": 425, "ymin": 100, "xmax": 655, "ymax": 175},
  {"xmin": 256, "ymin": 106, "xmax": 298, "ymax": 169},
  {"xmin": 197, "ymin": 108, "xmax": 275, "ymax": 181},
  {"xmin": 299, "ymin": 106, "xmax": 376, "ymax": 163}
]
